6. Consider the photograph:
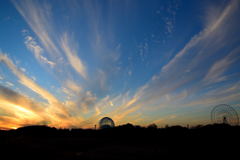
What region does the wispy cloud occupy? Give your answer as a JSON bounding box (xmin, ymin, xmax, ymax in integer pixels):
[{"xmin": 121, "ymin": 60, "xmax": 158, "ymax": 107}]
[
  {"xmin": 0, "ymin": 85, "xmax": 46, "ymax": 129},
  {"xmin": 13, "ymin": 0, "xmax": 88, "ymax": 80},
  {"xmin": 114, "ymin": 0, "xmax": 240, "ymax": 125},
  {"xmin": 203, "ymin": 47, "xmax": 240, "ymax": 84},
  {"xmin": 2, "ymin": 0, "xmax": 239, "ymax": 129},
  {"xmin": 5, "ymin": 81, "xmax": 14, "ymax": 87},
  {"xmin": 12, "ymin": 0, "xmax": 123, "ymax": 96},
  {"xmin": 162, "ymin": 0, "xmax": 239, "ymax": 72},
  {"xmin": 184, "ymin": 85, "xmax": 240, "ymax": 108},
  {"xmin": 0, "ymin": 85, "xmax": 43, "ymax": 112},
  {"xmin": 65, "ymin": 79, "xmax": 82, "ymax": 94},
  {"xmin": 0, "ymin": 52, "xmax": 97, "ymax": 129},
  {"xmin": 60, "ymin": 33, "xmax": 87, "ymax": 79},
  {"xmin": 24, "ymin": 35, "xmax": 55, "ymax": 67},
  {"xmin": 0, "ymin": 53, "xmax": 58, "ymax": 104},
  {"xmin": 0, "ymin": 53, "xmax": 80, "ymax": 127},
  {"xmin": 12, "ymin": 0, "xmax": 61, "ymax": 58}
]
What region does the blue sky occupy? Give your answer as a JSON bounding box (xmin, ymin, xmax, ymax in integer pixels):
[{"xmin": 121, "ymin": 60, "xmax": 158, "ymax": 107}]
[{"xmin": 0, "ymin": 0, "xmax": 240, "ymax": 129}]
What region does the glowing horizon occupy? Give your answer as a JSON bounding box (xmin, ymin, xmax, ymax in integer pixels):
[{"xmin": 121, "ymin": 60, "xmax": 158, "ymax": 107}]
[{"xmin": 0, "ymin": 0, "xmax": 240, "ymax": 130}]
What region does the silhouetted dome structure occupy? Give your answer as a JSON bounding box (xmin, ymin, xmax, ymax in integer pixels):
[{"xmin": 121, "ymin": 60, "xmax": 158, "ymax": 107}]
[{"xmin": 99, "ymin": 117, "xmax": 115, "ymax": 129}]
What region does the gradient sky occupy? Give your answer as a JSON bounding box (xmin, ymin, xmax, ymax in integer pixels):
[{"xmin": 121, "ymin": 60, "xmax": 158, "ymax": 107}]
[{"xmin": 0, "ymin": 0, "xmax": 240, "ymax": 130}]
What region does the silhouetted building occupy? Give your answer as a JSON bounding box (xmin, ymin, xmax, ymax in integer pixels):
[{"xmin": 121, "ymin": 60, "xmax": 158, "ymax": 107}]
[{"xmin": 99, "ymin": 117, "xmax": 115, "ymax": 129}]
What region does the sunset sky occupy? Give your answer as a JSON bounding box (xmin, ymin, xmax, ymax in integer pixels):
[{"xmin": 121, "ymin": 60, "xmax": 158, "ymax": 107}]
[{"xmin": 0, "ymin": 0, "xmax": 240, "ymax": 130}]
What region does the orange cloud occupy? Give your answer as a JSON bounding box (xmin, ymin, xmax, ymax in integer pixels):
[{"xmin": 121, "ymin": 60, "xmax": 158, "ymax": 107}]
[{"xmin": 0, "ymin": 54, "xmax": 88, "ymax": 130}]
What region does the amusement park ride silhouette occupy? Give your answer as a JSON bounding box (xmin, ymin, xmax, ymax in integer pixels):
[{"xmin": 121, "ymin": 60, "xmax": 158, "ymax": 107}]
[
  {"xmin": 211, "ymin": 104, "xmax": 239, "ymax": 125},
  {"xmin": 97, "ymin": 104, "xmax": 240, "ymax": 129},
  {"xmin": 0, "ymin": 104, "xmax": 239, "ymax": 159}
]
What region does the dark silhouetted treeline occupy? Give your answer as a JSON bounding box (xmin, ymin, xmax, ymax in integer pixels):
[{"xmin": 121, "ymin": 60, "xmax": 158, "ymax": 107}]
[{"xmin": 0, "ymin": 124, "xmax": 239, "ymax": 159}]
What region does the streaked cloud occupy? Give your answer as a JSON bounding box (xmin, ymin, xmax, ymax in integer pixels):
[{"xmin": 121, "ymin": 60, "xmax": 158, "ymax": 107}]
[
  {"xmin": 13, "ymin": 0, "xmax": 89, "ymax": 82},
  {"xmin": 0, "ymin": 53, "xmax": 58, "ymax": 104},
  {"xmin": 5, "ymin": 81, "xmax": 14, "ymax": 87},
  {"xmin": 114, "ymin": 0, "xmax": 240, "ymax": 125},
  {"xmin": 0, "ymin": 85, "xmax": 43, "ymax": 112},
  {"xmin": 203, "ymin": 47, "xmax": 240, "ymax": 84},
  {"xmin": 0, "ymin": 62, "xmax": 86, "ymax": 129},
  {"xmin": 65, "ymin": 79, "xmax": 82, "ymax": 94},
  {"xmin": 0, "ymin": 85, "xmax": 46, "ymax": 129},
  {"xmin": 0, "ymin": 53, "xmax": 76, "ymax": 125},
  {"xmin": 24, "ymin": 35, "xmax": 55, "ymax": 67},
  {"xmin": 60, "ymin": 33, "xmax": 87, "ymax": 79},
  {"xmin": 0, "ymin": 0, "xmax": 239, "ymax": 129},
  {"xmin": 12, "ymin": 0, "xmax": 61, "ymax": 58},
  {"xmin": 162, "ymin": 0, "xmax": 238, "ymax": 72}
]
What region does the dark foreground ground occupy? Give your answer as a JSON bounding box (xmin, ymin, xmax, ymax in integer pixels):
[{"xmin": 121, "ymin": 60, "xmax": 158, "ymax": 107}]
[{"xmin": 0, "ymin": 124, "xmax": 239, "ymax": 159}]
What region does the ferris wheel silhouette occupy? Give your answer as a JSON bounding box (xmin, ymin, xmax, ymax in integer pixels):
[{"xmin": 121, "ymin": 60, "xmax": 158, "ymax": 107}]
[{"xmin": 211, "ymin": 104, "xmax": 239, "ymax": 126}]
